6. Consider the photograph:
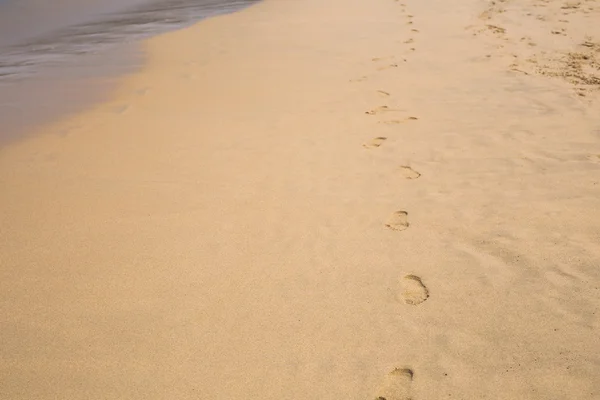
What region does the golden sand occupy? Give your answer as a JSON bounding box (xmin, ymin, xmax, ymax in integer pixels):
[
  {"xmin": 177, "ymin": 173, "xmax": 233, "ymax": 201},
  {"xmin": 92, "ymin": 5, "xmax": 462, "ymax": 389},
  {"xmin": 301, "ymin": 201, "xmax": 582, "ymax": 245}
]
[{"xmin": 1, "ymin": 0, "xmax": 599, "ymax": 398}]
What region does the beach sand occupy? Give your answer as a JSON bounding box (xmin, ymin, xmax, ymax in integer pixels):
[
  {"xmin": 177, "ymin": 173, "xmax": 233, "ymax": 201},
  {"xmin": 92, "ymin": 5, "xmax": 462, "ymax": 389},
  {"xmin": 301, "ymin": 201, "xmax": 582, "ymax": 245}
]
[
  {"xmin": 1, "ymin": 0, "xmax": 600, "ymax": 398},
  {"xmin": 0, "ymin": 0, "xmax": 258, "ymax": 144}
]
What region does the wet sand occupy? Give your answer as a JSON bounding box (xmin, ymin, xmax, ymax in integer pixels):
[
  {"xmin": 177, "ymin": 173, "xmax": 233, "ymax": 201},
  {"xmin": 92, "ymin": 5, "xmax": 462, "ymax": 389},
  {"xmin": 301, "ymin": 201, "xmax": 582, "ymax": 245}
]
[
  {"xmin": 1, "ymin": 0, "xmax": 600, "ymax": 398},
  {"xmin": 0, "ymin": 0, "xmax": 258, "ymax": 144}
]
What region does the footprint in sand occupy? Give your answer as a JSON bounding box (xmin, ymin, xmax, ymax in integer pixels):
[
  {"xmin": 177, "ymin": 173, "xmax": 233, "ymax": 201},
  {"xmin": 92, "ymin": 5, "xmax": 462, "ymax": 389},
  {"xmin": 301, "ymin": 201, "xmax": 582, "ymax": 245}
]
[
  {"xmin": 372, "ymin": 56, "xmax": 400, "ymax": 64},
  {"xmin": 486, "ymin": 24, "xmax": 506, "ymax": 34},
  {"xmin": 366, "ymin": 106, "xmax": 404, "ymax": 115},
  {"xmin": 111, "ymin": 104, "xmax": 130, "ymax": 115},
  {"xmin": 350, "ymin": 76, "xmax": 368, "ymax": 83},
  {"xmin": 399, "ymin": 275, "xmax": 429, "ymax": 305},
  {"xmin": 377, "ymin": 90, "xmax": 391, "ymax": 97},
  {"xmin": 378, "ymin": 116, "xmax": 418, "ymax": 125},
  {"xmin": 363, "ymin": 137, "xmax": 387, "ymax": 149},
  {"xmin": 587, "ymin": 154, "xmax": 600, "ymax": 163},
  {"xmin": 385, "ymin": 211, "xmax": 409, "ymax": 231},
  {"xmin": 399, "ymin": 166, "xmax": 421, "ymax": 179},
  {"xmin": 378, "ymin": 63, "xmax": 400, "ymax": 71},
  {"xmin": 373, "ymin": 368, "xmax": 414, "ymax": 400}
]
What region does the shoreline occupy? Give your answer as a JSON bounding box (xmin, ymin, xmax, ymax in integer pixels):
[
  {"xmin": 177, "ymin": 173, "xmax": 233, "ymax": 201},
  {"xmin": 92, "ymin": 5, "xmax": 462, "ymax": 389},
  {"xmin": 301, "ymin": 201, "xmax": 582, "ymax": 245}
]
[
  {"xmin": 1, "ymin": 0, "xmax": 600, "ymax": 398},
  {"xmin": 0, "ymin": 0, "xmax": 258, "ymax": 145},
  {"xmin": 0, "ymin": 43, "xmax": 143, "ymax": 146}
]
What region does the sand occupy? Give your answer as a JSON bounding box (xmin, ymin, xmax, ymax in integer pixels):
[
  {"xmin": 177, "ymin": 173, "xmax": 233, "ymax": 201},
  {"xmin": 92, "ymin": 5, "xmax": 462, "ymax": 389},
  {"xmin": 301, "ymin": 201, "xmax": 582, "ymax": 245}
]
[
  {"xmin": 1, "ymin": 0, "xmax": 600, "ymax": 398},
  {"xmin": 0, "ymin": 0, "xmax": 258, "ymax": 143}
]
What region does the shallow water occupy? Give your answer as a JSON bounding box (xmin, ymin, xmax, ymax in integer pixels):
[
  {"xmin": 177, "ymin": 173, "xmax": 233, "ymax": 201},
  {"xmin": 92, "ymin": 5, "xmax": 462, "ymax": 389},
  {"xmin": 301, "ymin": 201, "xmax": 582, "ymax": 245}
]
[{"xmin": 0, "ymin": 0, "xmax": 258, "ymax": 143}]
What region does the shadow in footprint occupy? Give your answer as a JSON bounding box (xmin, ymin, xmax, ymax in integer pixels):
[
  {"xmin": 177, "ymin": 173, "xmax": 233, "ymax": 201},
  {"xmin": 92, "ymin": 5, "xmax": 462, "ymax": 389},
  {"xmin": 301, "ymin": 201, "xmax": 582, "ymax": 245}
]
[
  {"xmin": 386, "ymin": 211, "xmax": 409, "ymax": 231},
  {"xmin": 400, "ymin": 275, "xmax": 429, "ymax": 305},
  {"xmin": 363, "ymin": 137, "xmax": 387, "ymax": 149},
  {"xmin": 373, "ymin": 368, "xmax": 414, "ymax": 400}
]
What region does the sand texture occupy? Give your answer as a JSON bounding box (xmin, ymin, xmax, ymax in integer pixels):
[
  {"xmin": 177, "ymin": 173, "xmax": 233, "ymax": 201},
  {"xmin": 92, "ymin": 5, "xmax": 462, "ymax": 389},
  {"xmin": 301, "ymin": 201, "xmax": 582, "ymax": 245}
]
[{"xmin": 1, "ymin": 0, "xmax": 600, "ymax": 398}]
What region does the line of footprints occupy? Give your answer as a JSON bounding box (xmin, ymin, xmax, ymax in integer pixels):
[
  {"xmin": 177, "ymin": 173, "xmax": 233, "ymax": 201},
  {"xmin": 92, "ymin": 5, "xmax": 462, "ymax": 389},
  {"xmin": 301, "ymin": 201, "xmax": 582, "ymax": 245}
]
[
  {"xmin": 360, "ymin": 3, "xmax": 429, "ymax": 400},
  {"xmin": 370, "ymin": 277, "xmax": 429, "ymax": 400}
]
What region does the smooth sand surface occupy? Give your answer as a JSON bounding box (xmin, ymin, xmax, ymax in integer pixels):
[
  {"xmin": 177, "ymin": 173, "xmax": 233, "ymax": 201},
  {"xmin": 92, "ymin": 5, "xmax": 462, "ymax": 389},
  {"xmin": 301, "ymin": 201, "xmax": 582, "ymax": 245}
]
[
  {"xmin": 1, "ymin": 0, "xmax": 600, "ymax": 398},
  {"xmin": 0, "ymin": 0, "xmax": 258, "ymax": 143}
]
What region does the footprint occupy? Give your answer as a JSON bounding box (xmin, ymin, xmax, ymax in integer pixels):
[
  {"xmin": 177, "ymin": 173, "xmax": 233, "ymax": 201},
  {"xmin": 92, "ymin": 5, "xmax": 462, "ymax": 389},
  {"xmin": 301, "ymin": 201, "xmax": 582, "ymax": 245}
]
[
  {"xmin": 588, "ymin": 154, "xmax": 600, "ymax": 163},
  {"xmin": 510, "ymin": 67, "xmax": 530, "ymax": 75},
  {"xmin": 350, "ymin": 76, "xmax": 368, "ymax": 82},
  {"xmin": 486, "ymin": 24, "xmax": 506, "ymax": 34},
  {"xmin": 372, "ymin": 56, "xmax": 396, "ymax": 62},
  {"xmin": 377, "ymin": 63, "xmax": 399, "ymax": 71},
  {"xmin": 399, "ymin": 166, "xmax": 421, "ymax": 179},
  {"xmin": 385, "ymin": 211, "xmax": 409, "ymax": 231},
  {"xmin": 377, "ymin": 90, "xmax": 391, "ymax": 96},
  {"xmin": 378, "ymin": 120, "xmax": 404, "ymax": 125},
  {"xmin": 373, "ymin": 368, "xmax": 414, "ymax": 400},
  {"xmin": 366, "ymin": 106, "xmax": 404, "ymax": 115},
  {"xmin": 378, "ymin": 116, "xmax": 418, "ymax": 124},
  {"xmin": 363, "ymin": 137, "xmax": 387, "ymax": 149},
  {"xmin": 399, "ymin": 275, "xmax": 429, "ymax": 305},
  {"xmin": 111, "ymin": 104, "xmax": 130, "ymax": 115}
]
